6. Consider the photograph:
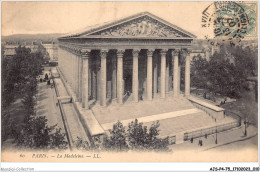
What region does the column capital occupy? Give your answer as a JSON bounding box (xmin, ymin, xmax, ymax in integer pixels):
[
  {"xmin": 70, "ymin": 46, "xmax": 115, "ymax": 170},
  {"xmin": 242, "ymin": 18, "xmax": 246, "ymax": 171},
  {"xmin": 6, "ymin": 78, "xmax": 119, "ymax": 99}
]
[
  {"xmin": 81, "ymin": 49, "xmax": 91, "ymax": 58},
  {"xmin": 182, "ymin": 49, "xmax": 191, "ymax": 57},
  {"xmin": 172, "ymin": 49, "xmax": 181, "ymax": 56},
  {"xmin": 73, "ymin": 48, "xmax": 82, "ymax": 55},
  {"xmin": 117, "ymin": 49, "xmax": 125, "ymax": 57},
  {"xmin": 132, "ymin": 49, "xmax": 140, "ymax": 57},
  {"xmin": 160, "ymin": 49, "xmax": 168, "ymax": 56},
  {"xmin": 100, "ymin": 49, "xmax": 108, "ymax": 59},
  {"xmin": 147, "ymin": 49, "xmax": 154, "ymax": 57}
]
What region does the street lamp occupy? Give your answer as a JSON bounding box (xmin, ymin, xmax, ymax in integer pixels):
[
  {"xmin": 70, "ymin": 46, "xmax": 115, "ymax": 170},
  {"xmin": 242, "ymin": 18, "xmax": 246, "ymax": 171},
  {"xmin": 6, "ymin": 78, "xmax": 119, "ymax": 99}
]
[
  {"xmin": 215, "ymin": 118, "xmax": 217, "ymax": 144},
  {"xmin": 215, "ymin": 126, "xmax": 218, "ymax": 144},
  {"xmin": 244, "ymin": 118, "xmax": 248, "ymax": 137}
]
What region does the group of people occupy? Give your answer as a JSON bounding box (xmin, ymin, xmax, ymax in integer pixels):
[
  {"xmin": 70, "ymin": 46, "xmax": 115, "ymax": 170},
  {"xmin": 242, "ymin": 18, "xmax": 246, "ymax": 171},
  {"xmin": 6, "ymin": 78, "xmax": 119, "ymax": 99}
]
[
  {"xmin": 39, "ymin": 72, "xmax": 54, "ymax": 88},
  {"xmin": 190, "ymin": 136, "xmax": 206, "ymax": 147}
]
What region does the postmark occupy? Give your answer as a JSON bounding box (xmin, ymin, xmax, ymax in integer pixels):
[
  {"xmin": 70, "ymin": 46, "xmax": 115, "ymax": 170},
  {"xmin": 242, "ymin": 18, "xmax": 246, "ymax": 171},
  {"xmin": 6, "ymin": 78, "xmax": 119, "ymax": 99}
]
[{"xmin": 201, "ymin": 1, "xmax": 257, "ymax": 46}]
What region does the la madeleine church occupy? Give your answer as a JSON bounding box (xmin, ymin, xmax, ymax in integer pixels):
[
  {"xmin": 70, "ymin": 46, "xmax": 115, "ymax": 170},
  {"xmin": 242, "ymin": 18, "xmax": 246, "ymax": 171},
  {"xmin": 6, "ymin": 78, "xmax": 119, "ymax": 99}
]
[{"xmin": 57, "ymin": 12, "xmax": 239, "ymax": 144}]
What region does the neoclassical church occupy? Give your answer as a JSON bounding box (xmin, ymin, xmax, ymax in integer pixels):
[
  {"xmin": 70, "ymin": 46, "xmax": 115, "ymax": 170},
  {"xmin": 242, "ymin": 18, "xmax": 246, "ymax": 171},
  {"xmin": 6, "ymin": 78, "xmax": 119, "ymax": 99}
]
[
  {"xmin": 58, "ymin": 12, "xmax": 194, "ymax": 107},
  {"xmin": 57, "ymin": 12, "xmax": 238, "ymax": 144}
]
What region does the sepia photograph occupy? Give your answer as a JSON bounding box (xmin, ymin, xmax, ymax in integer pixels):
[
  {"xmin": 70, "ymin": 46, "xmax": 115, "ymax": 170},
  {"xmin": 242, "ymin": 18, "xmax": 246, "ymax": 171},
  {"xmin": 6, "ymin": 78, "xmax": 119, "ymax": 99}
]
[{"xmin": 1, "ymin": 0, "xmax": 259, "ymax": 171}]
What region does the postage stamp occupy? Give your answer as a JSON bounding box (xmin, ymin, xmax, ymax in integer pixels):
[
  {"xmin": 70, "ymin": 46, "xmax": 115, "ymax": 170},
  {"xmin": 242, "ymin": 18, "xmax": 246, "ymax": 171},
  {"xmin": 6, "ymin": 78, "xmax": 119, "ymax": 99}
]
[{"xmin": 202, "ymin": 1, "xmax": 257, "ymax": 41}]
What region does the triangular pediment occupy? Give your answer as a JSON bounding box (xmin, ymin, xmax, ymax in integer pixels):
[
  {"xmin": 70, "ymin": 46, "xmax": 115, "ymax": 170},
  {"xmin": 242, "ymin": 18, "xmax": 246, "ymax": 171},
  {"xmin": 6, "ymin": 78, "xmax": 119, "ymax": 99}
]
[{"xmin": 61, "ymin": 12, "xmax": 196, "ymax": 39}]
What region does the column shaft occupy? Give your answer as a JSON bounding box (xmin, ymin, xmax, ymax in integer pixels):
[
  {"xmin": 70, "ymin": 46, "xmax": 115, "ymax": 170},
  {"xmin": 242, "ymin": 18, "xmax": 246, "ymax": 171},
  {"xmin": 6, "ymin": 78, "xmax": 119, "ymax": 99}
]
[
  {"xmin": 88, "ymin": 66, "xmax": 91, "ymax": 98},
  {"xmin": 82, "ymin": 51, "xmax": 90, "ymax": 109},
  {"xmin": 147, "ymin": 50, "xmax": 153, "ymax": 101},
  {"xmin": 132, "ymin": 50, "xmax": 139, "ymax": 102},
  {"xmin": 74, "ymin": 55, "xmax": 77, "ymax": 94},
  {"xmin": 76, "ymin": 56, "xmax": 79, "ymax": 101},
  {"xmin": 160, "ymin": 50, "xmax": 167, "ymax": 98},
  {"xmin": 173, "ymin": 51, "xmax": 179, "ymax": 97},
  {"xmin": 185, "ymin": 53, "xmax": 191, "ymax": 96},
  {"xmin": 153, "ymin": 63, "xmax": 158, "ymax": 94},
  {"xmin": 112, "ymin": 56, "xmax": 117, "ymax": 99},
  {"xmin": 153, "ymin": 55, "xmax": 158, "ymax": 95},
  {"xmin": 92, "ymin": 69, "xmax": 96, "ymax": 100},
  {"xmin": 79, "ymin": 56, "xmax": 83, "ymax": 102},
  {"xmin": 178, "ymin": 66, "xmax": 181, "ymax": 94},
  {"xmin": 100, "ymin": 50, "xmax": 108, "ymax": 106},
  {"xmin": 166, "ymin": 58, "xmax": 169, "ymax": 92},
  {"xmin": 117, "ymin": 50, "xmax": 124, "ymax": 104},
  {"xmin": 97, "ymin": 69, "xmax": 100, "ymax": 101}
]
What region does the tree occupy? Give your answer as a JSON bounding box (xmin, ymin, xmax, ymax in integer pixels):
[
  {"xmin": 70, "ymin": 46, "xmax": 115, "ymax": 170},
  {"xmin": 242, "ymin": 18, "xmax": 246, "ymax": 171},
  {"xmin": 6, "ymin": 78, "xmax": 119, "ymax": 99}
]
[
  {"xmin": 127, "ymin": 119, "xmax": 169, "ymax": 151},
  {"xmin": 75, "ymin": 137, "xmax": 91, "ymax": 151},
  {"xmin": 14, "ymin": 116, "xmax": 68, "ymax": 150},
  {"xmin": 191, "ymin": 45, "xmax": 257, "ymax": 99},
  {"xmin": 190, "ymin": 54, "xmax": 208, "ymax": 89},
  {"xmin": 103, "ymin": 121, "xmax": 128, "ymax": 151}
]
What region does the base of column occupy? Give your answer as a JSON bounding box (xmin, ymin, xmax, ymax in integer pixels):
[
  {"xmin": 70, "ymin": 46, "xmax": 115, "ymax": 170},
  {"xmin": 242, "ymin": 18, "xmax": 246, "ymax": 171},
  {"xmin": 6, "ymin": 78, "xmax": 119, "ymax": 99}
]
[{"xmin": 82, "ymin": 103, "xmax": 89, "ymax": 109}]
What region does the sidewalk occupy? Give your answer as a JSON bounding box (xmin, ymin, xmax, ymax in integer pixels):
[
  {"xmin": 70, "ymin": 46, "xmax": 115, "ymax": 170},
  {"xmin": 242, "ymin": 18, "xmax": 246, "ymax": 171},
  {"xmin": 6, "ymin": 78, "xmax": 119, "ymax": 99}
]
[
  {"xmin": 53, "ymin": 76, "xmax": 90, "ymax": 148},
  {"xmin": 170, "ymin": 125, "xmax": 257, "ymax": 152},
  {"xmin": 36, "ymin": 75, "xmax": 65, "ymax": 131}
]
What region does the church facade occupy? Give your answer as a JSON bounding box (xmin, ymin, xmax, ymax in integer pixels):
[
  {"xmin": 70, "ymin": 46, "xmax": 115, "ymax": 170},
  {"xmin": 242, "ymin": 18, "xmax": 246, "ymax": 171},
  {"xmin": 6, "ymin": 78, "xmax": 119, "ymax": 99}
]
[
  {"xmin": 58, "ymin": 12, "xmax": 196, "ymax": 109},
  {"xmin": 57, "ymin": 12, "xmax": 240, "ymax": 144}
]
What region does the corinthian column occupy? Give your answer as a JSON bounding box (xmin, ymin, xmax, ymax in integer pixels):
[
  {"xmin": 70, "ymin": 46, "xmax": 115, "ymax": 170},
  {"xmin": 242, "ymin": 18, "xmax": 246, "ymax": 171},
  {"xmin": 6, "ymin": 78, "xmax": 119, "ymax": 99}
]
[
  {"xmin": 147, "ymin": 49, "xmax": 153, "ymax": 101},
  {"xmin": 185, "ymin": 50, "xmax": 191, "ymax": 96},
  {"xmin": 82, "ymin": 50, "xmax": 90, "ymax": 109},
  {"xmin": 165, "ymin": 56, "xmax": 169, "ymax": 93},
  {"xmin": 117, "ymin": 49, "xmax": 124, "ymax": 104},
  {"xmin": 78, "ymin": 53, "xmax": 83, "ymax": 102},
  {"xmin": 160, "ymin": 49, "xmax": 167, "ymax": 98},
  {"xmin": 112, "ymin": 54, "xmax": 117, "ymax": 99},
  {"xmin": 100, "ymin": 50, "xmax": 108, "ymax": 106},
  {"xmin": 132, "ymin": 49, "xmax": 140, "ymax": 102},
  {"xmin": 153, "ymin": 55, "xmax": 158, "ymax": 95},
  {"xmin": 172, "ymin": 50, "xmax": 180, "ymax": 97}
]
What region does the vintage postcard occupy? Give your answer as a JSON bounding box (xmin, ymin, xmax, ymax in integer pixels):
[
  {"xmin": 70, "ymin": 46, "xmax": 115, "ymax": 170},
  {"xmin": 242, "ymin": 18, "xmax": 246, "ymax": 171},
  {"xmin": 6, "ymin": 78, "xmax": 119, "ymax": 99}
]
[{"xmin": 1, "ymin": 0, "xmax": 258, "ymax": 168}]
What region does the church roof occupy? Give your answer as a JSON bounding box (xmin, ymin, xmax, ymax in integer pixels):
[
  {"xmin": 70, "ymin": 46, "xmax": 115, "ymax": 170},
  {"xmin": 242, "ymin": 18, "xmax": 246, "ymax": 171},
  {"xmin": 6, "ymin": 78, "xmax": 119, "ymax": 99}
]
[{"xmin": 59, "ymin": 12, "xmax": 196, "ymax": 39}]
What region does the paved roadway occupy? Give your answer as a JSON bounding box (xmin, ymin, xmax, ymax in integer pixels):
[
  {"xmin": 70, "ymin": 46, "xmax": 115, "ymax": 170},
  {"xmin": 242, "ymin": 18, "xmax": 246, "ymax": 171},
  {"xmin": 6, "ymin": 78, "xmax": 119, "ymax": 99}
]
[{"xmin": 170, "ymin": 125, "xmax": 257, "ymax": 152}]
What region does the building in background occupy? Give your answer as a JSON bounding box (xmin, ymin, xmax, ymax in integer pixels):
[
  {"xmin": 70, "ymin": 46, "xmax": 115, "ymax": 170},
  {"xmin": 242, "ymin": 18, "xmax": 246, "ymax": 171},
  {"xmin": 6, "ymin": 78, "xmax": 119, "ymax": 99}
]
[
  {"xmin": 41, "ymin": 41, "xmax": 58, "ymax": 62},
  {"xmin": 2, "ymin": 42, "xmax": 38, "ymax": 57}
]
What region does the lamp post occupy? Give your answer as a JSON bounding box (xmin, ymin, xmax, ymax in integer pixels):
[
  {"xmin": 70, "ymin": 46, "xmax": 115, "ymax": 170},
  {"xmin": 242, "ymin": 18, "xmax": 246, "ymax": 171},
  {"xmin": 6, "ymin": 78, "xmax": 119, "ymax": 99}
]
[
  {"xmin": 215, "ymin": 118, "xmax": 218, "ymax": 144},
  {"xmin": 215, "ymin": 126, "xmax": 218, "ymax": 144},
  {"xmin": 244, "ymin": 118, "xmax": 248, "ymax": 137}
]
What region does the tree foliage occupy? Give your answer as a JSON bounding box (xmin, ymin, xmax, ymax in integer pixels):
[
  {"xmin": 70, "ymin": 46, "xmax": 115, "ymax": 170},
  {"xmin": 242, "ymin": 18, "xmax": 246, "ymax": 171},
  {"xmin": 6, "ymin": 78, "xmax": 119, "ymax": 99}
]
[
  {"xmin": 103, "ymin": 121, "xmax": 129, "ymax": 151},
  {"xmin": 103, "ymin": 119, "xmax": 169, "ymax": 152},
  {"xmin": 14, "ymin": 116, "xmax": 68, "ymax": 150},
  {"xmin": 191, "ymin": 45, "xmax": 257, "ymax": 98},
  {"xmin": 2, "ymin": 45, "xmax": 67, "ymax": 150},
  {"xmin": 127, "ymin": 119, "xmax": 169, "ymax": 151}
]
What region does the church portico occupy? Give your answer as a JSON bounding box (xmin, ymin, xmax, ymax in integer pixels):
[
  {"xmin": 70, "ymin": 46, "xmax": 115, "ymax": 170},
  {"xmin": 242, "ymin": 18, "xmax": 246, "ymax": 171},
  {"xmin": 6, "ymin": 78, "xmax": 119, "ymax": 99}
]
[
  {"xmin": 58, "ymin": 11, "xmax": 196, "ymax": 118},
  {"xmin": 58, "ymin": 44, "xmax": 193, "ymax": 109},
  {"xmin": 56, "ymin": 12, "xmax": 237, "ymax": 144}
]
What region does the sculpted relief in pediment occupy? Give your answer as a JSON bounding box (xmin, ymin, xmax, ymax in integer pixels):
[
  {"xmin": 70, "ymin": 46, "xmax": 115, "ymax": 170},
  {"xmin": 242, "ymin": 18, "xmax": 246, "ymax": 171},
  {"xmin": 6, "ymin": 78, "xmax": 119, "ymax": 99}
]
[{"xmin": 91, "ymin": 17, "xmax": 187, "ymax": 38}]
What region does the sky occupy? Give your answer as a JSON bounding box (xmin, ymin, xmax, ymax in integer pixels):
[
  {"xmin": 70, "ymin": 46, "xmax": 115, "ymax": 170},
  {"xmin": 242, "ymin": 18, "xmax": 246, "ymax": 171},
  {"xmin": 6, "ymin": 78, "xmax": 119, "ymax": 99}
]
[{"xmin": 2, "ymin": 1, "xmax": 214, "ymax": 38}]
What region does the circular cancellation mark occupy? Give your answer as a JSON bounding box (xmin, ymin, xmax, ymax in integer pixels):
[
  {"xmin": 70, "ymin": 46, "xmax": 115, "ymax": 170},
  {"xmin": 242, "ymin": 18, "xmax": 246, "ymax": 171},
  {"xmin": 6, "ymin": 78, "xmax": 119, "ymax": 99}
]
[{"xmin": 201, "ymin": 1, "xmax": 256, "ymax": 43}]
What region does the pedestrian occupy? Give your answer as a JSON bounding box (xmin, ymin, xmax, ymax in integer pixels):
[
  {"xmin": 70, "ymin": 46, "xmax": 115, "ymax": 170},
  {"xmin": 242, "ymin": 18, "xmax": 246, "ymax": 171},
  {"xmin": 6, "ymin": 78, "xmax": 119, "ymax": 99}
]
[
  {"xmin": 190, "ymin": 137, "xmax": 193, "ymax": 143},
  {"xmin": 45, "ymin": 73, "xmax": 49, "ymax": 80},
  {"xmin": 198, "ymin": 139, "xmax": 202, "ymax": 146}
]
